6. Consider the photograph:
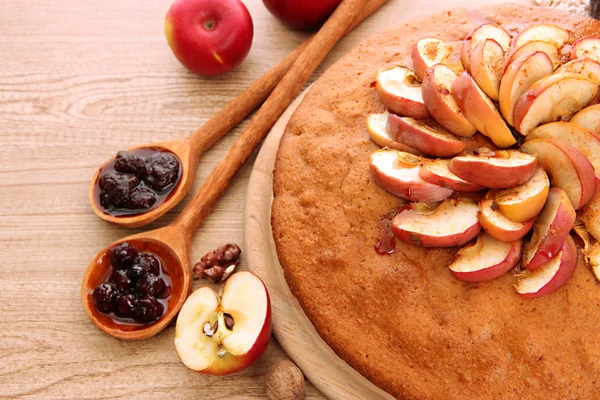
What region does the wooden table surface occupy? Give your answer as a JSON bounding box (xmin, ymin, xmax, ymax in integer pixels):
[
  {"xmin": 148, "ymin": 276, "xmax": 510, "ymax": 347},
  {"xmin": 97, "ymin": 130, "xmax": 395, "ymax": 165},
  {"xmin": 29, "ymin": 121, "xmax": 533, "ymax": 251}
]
[{"xmin": 0, "ymin": 0, "xmax": 532, "ymax": 398}]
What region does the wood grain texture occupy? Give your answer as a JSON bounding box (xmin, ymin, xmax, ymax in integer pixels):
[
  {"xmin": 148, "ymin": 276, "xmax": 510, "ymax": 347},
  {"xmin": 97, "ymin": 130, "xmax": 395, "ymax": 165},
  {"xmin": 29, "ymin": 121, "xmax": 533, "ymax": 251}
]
[{"xmin": 0, "ymin": 0, "xmax": 530, "ymax": 398}]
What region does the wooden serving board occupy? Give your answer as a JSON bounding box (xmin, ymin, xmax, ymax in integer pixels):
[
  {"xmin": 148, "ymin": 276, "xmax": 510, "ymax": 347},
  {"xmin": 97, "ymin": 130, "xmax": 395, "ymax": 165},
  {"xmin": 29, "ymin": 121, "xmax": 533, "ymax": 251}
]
[{"xmin": 243, "ymin": 89, "xmax": 394, "ymax": 400}]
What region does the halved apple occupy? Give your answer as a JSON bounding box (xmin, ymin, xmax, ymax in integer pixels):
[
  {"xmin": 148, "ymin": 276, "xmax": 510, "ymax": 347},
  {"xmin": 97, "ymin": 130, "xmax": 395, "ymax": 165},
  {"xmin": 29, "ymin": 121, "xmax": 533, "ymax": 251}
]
[
  {"xmin": 570, "ymin": 36, "xmax": 600, "ymax": 63},
  {"xmin": 515, "ymin": 235, "xmax": 577, "ymax": 298},
  {"xmin": 527, "ymin": 121, "xmax": 600, "ymax": 177},
  {"xmin": 470, "ymin": 38, "xmax": 505, "ymax": 101},
  {"xmin": 392, "ymin": 198, "xmax": 481, "ymax": 247},
  {"xmin": 513, "ymin": 72, "xmax": 598, "ymax": 136},
  {"xmin": 452, "ymin": 72, "xmax": 517, "ymax": 148},
  {"xmin": 556, "ymin": 58, "xmax": 600, "ymax": 86},
  {"xmin": 494, "ymin": 166, "xmax": 549, "ymax": 222},
  {"xmin": 366, "ymin": 113, "xmax": 422, "ymax": 154},
  {"xmin": 570, "ymin": 104, "xmax": 600, "ymax": 134},
  {"xmin": 585, "ymin": 242, "xmax": 600, "ymax": 283},
  {"xmin": 521, "ymin": 188, "xmax": 576, "ymax": 270},
  {"xmin": 421, "ymin": 64, "xmax": 477, "ymax": 137},
  {"xmin": 419, "ymin": 158, "xmax": 484, "ymax": 192},
  {"xmin": 461, "ymin": 23, "xmax": 511, "ymax": 72},
  {"xmin": 520, "ymin": 138, "xmax": 596, "ymax": 209},
  {"xmin": 375, "ymin": 64, "xmax": 430, "ymax": 119},
  {"xmin": 369, "ymin": 149, "xmax": 453, "ymax": 202},
  {"xmin": 499, "ymin": 51, "xmax": 554, "ymax": 126},
  {"xmin": 513, "ymin": 24, "xmax": 570, "ymax": 49},
  {"xmin": 174, "ymin": 271, "xmax": 271, "ymax": 375},
  {"xmin": 580, "ymin": 178, "xmax": 600, "ymax": 241},
  {"xmin": 449, "ymin": 149, "xmax": 537, "ymax": 189},
  {"xmin": 478, "ymin": 192, "xmax": 534, "ymax": 242},
  {"xmin": 504, "ymin": 41, "xmax": 561, "ymax": 71},
  {"xmin": 448, "ymin": 232, "xmax": 521, "ymax": 282},
  {"xmin": 386, "ymin": 114, "xmax": 465, "ymax": 157},
  {"xmin": 412, "ymin": 37, "xmax": 463, "ymax": 81}
]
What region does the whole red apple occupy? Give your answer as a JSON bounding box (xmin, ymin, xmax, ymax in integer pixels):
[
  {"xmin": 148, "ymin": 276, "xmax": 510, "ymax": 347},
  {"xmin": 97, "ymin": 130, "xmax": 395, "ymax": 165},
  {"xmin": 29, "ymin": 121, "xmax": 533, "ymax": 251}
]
[
  {"xmin": 262, "ymin": 0, "xmax": 343, "ymax": 30},
  {"xmin": 165, "ymin": 0, "xmax": 254, "ymax": 76}
]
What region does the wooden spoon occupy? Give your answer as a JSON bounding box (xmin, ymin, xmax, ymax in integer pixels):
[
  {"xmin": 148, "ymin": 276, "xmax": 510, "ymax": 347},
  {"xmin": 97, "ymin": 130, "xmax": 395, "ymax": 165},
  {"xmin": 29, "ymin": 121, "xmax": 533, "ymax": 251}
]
[
  {"xmin": 82, "ymin": 0, "xmax": 379, "ymax": 340},
  {"xmin": 88, "ymin": 0, "xmax": 388, "ymax": 229}
]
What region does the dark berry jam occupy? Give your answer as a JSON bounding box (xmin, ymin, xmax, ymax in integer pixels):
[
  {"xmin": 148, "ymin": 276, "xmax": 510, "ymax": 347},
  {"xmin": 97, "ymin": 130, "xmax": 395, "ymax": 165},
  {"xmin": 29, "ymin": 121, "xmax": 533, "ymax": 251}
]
[
  {"xmin": 91, "ymin": 241, "xmax": 172, "ymax": 325},
  {"xmin": 93, "ymin": 148, "xmax": 182, "ymax": 217}
]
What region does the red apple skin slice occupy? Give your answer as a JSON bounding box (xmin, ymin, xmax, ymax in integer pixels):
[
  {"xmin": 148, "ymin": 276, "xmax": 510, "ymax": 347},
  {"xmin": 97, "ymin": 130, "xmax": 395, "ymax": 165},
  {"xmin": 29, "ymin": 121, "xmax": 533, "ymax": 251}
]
[
  {"xmin": 504, "ymin": 40, "xmax": 561, "ymax": 71},
  {"xmin": 460, "ymin": 23, "xmax": 511, "ymax": 72},
  {"xmin": 478, "ymin": 193, "xmax": 535, "ymax": 242},
  {"xmin": 513, "ymin": 24, "xmax": 570, "ymax": 49},
  {"xmin": 556, "ymin": 59, "xmax": 600, "ymax": 86},
  {"xmin": 570, "ymin": 104, "xmax": 600, "ymax": 134},
  {"xmin": 449, "ymin": 233, "xmax": 521, "ymax": 282},
  {"xmin": 570, "ymin": 36, "xmax": 600, "ymax": 63},
  {"xmin": 516, "ymin": 235, "xmax": 578, "ymax": 298},
  {"xmin": 392, "ymin": 199, "xmax": 481, "ymax": 248},
  {"xmin": 580, "ymin": 178, "xmax": 600, "ymax": 241},
  {"xmin": 419, "ymin": 159, "xmax": 484, "ymax": 192},
  {"xmin": 470, "ymin": 38, "xmax": 505, "ymax": 101},
  {"xmin": 449, "ymin": 150, "xmax": 537, "ymax": 189},
  {"xmin": 386, "ymin": 114, "xmax": 465, "ymax": 157},
  {"xmin": 522, "ymin": 188, "xmax": 576, "ymax": 270},
  {"xmin": 411, "ymin": 37, "xmax": 461, "ymax": 81},
  {"xmin": 366, "ymin": 113, "xmax": 422, "ymax": 154},
  {"xmin": 369, "ymin": 149, "xmax": 453, "ymax": 202},
  {"xmin": 375, "ymin": 64, "xmax": 430, "ymax": 119}
]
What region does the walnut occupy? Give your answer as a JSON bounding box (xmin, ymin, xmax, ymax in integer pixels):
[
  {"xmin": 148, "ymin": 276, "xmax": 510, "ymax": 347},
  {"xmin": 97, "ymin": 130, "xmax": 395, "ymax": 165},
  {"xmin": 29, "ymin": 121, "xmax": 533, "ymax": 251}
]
[
  {"xmin": 264, "ymin": 360, "xmax": 305, "ymax": 400},
  {"xmin": 193, "ymin": 243, "xmax": 241, "ymax": 283}
]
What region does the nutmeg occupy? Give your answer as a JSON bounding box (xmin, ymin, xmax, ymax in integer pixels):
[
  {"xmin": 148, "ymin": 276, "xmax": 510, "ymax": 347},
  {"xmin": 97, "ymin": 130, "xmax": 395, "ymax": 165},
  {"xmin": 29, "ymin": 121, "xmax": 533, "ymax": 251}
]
[{"xmin": 264, "ymin": 360, "xmax": 305, "ymax": 400}]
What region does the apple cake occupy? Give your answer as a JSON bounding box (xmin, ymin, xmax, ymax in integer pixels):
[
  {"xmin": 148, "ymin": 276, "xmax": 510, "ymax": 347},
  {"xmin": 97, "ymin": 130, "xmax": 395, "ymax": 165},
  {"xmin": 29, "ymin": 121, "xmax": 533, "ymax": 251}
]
[{"xmin": 271, "ymin": 4, "xmax": 600, "ymax": 399}]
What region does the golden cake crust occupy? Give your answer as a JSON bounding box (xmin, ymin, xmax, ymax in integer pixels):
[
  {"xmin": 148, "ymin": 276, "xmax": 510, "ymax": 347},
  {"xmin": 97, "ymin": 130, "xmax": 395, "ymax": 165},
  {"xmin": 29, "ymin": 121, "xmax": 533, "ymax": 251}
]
[{"xmin": 272, "ymin": 5, "xmax": 600, "ymax": 399}]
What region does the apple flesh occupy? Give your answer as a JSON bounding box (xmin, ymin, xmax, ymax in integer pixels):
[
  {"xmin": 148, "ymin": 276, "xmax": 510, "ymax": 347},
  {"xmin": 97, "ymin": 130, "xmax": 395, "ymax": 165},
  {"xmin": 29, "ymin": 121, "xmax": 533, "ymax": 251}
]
[
  {"xmin": 478, "ymin": 192, "xmax": 534, "ymax": 242},
  {"xmin": 261, "ymin": 0, "xmax": 341, "ymax": 30},
  {"xmin": 174, "ymin": 271, "xmax": 271, "ymax": 375},
  {"xmin": 419, "ymin": 159, "xmax": 484, "ymax": 192},
  {"xmin": 165, "ymin": 0, "xmax": 254, "ymax": 76},
  {"xmin": 515, "ymin": 235, "xmax": 577, "ymax": 298},
  {"xmin": 386, "ymin": 114, "xmax": 465, "ymax": 157},
  {"xmin": 570, "ymin": 36, "xmax": 600, "ymax": 63},
  {"xmin": 421, "ymin": 63, "xmax": 477, "ymax": 137},
  {"xmin": 556, "ymin": 59, "xmax": 600, "ymax": 86},
  {"xmin": 461, "ymin": 23, "xmax": 511, "ymax": 72},
  {"xmin": 412, "ymin": 37, "xmax": 463, "ymax": 81},
  {"xmin": 452, "ymin": 72, "xmax": 517, "ymax": 148},
  {"xmin": 513, "ymin": 72, "xmax": 598, "ymax": 136},
  {"xmin": 449, "ymin": 150, "xmax": 537, "ymax": 189},
  {"xmin": 366, "ymin": 113, "xmax": 422, "ymax": 154},
  {"xmin": 369, "ymin": 149, "xmax": 453, "ymax": 202},
  {"xmin": 513, "ymin": 24, "xmax": 570, "ymax": 49},
  {"xmin": 570, "ymin": 104, "xmax": 600, "ymax": 134},
  {"xmin": 375, "ymin": 64, "xmax": 430, "ymax": 119},
  {"xmin": 580, "ymin": 178, "xmax": 600, "ymax": 241},
  {"xmin": 499, "ymin": 51, "xmax": 554, "ymax": 125},
  {"xmin": 504, "ymin": 40, "xmax": 561, "ymax": 70},
  {"xmin": 392, "ymin": 199, "xmax": 481, "ymax": 247},
  {"xmin": 494, "ymin": 166, "xmax": 549, "ymax": 223},
  {"xmin": 527, "ymin": 121, "xmax": 600, "ymax": 178},
  {"xmin": 585, "ymin": 242, "xmax": 600, "ymax": 283},
  {"xmin": 448, "ymin": 233, "xmax": 521, "ymax": 282},
  {"xmin": 522, "ymin": 188, "xmax": 576, "ymax": 270},
  {"xmin": 470, "ymin": 38, "xmax": 505, "ymax": 101},
  {"xmin": 520, "ymin": 138, "xmax": 596, "ymax": 209}
]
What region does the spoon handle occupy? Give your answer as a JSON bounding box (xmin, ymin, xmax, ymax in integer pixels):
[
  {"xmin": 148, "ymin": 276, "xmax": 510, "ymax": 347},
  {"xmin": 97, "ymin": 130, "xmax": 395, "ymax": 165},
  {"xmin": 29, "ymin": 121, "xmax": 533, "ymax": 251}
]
[
  {"xmin": 175, "ymin": 0, "xmax": 381, "ymax": 238},
  {"xmin": 184, "ymin": 0, "xmax": 389, "ymax": 159}
]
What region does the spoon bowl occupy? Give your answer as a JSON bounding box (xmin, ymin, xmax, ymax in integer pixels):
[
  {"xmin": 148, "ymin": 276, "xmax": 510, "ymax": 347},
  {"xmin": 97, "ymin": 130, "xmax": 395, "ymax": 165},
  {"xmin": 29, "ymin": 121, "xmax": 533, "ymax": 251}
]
[
  {"xmin": 89, "ymin": 140, "xmax": 197, "ymax": 228},
  {"xmin": 81, "ymin": 226, "xmax": 191, "ymax": 340}
]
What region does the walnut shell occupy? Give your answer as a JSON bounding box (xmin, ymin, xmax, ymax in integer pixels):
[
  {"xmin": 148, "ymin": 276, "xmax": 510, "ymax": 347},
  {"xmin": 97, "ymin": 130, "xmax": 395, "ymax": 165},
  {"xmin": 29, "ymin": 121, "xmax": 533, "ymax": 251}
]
[{"xmin": 264, "ymin": 360, "xmax": 305, "ymax": 400}]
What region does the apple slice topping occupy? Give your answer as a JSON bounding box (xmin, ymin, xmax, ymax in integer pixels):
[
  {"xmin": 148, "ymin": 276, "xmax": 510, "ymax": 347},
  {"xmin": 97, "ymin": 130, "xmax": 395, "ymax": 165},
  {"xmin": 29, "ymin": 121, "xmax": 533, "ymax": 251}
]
[
  {"xmin": 375, "ymin": 64, "xmax": 430, "ymax": 119},
  {"xmin": 470, "ymin": 38, "xmax": 505, "ymax": 101},
  {"xmin": 556, "ymin": 58, "xmax": 600, "ymax": 86},
  {"xmin": 421, "ymin": 63, "xmax": 477, "ymax": 137},
  {"xmin": 570, "ymin": 36, "xmax": 600, "ymax": 63},
  {"xmin": 478, "ymin": 191, "xmax": 534, "ymax": 242},
  {"xmin": 366, "ymin": 113, "xmax": 422, "ymax": 154},
  {"xmin": 504, "ymin": 41, "xmax": 561, "ymax": 70},
  {"xmin": 494, "ymin": 166, "xmax": 549, "ymax": 223},
  {"xmin": 449, "ymin": 149, "xmax": 537, "ymax": 189},
  {"xmin": 513, "ymin": 24, "xmax": 570, "ymax": 49},
  {"xmin": 449, "ymin": 232, "xmax": 521, "ymax": 282},
  {"xmin": 392, "ymin": 198, "xmax": 481, "ymax": 247},
  {"xmin": 452, "ymin": 72, "xmax": 517, "ymax": 148},
  {"xmin": 522, "ymin": 188, "xmax": 576, "ymax": 270},
  {"xmin": 499, "ymin": 51, "xmax": 554, "ymax": 125},
  {"xmin": 585, "ymin": 242, "xmax": 600, "ymax": 283},
  {"xmin": 528, "ymin": 121, "xmax": 600, "ymax": 178},
  {"xmin": 515, "ymin": 235, "xmax": 577, "ymax": 298},
  {"xmin": 520, "ymin": 138, "xmax": 596, "ymax": 209},
  {"xmin": 174, "ymin": 271, "xmax": 271, "ymax": 375},
  {"xmin": 461, "ymin": 23, "xmax": 511, "ymax": 72},
  {"xmin": 412, "ymin": 37, "xmax": 462, "ymax": 81},
  {"xmin": 570, "ymin": 104, "xmax": 600, "ymax": 134},
  {"xmin": 513, "ymin": 72, "xmax": 598, "ymax": 136},
  {"xmin": 580, "ymin": 178, "xmax": 600, "ymax": 241},
  {"xmin": 369, "ymin": 149, "xmax": 453, "ymax": 202},
  {"xmin": 386, "ymin": 114, "xmax": 465, "ymax": 157},
  {"xmin": 419, "ymin": 159, "xmax": 484, "ymax": 192}
]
